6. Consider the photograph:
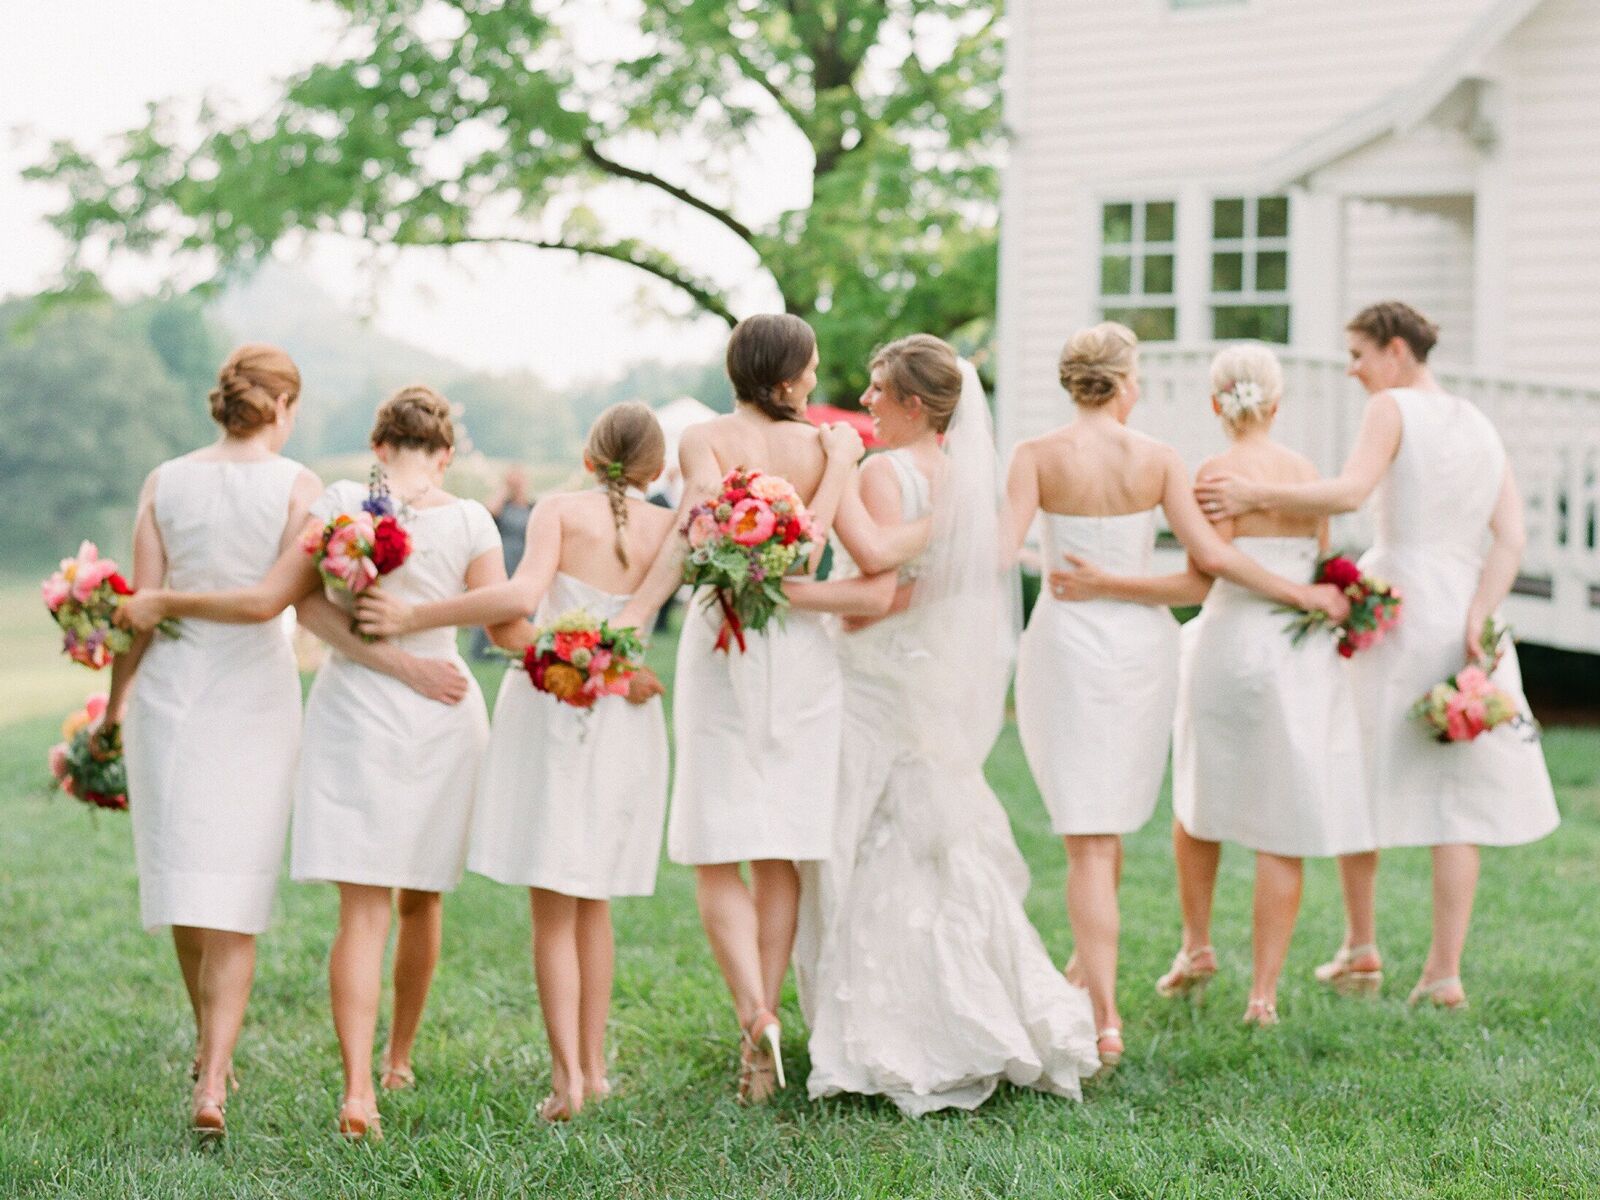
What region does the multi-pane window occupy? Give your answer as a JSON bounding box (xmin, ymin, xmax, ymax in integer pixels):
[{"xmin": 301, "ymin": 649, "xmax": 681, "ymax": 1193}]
[
  {"xmin": 1210, "ymin": 195, "xmax": 1291, "ymax": 342},
  {"xmin": 1099, "ymin": 199, "xmax": 1177, "ymax": 342}
]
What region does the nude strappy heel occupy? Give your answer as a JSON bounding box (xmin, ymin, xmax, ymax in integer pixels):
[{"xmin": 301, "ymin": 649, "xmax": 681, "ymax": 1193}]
[{"xmin": 1313, "ymin": 943, "xmax": 1383, "ymax": 996}]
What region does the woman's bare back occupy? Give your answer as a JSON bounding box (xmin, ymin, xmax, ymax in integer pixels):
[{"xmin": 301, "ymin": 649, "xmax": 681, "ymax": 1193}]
[
  {"xmin": 1202, "ymin": 440, "xmax": 1321, "ymax": 539},
  {"xmin": 1024, "ymin": 421, "xmax": 1172, "ymax": 516},
  {"xmin": 552, "ymin": 491, "xmax": 679, "ymax": 595},
  {"xmin": 690, "ymin": 410, "xmax": 830, "ymax": 505}
]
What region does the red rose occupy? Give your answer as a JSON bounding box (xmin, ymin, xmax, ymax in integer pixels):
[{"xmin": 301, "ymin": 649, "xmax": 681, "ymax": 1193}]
[
  {"xmin": 1336, "ymin": 639, "xmax": 1356, "ymax": 659},
  {"xmin": 1320, "ymin": 557, "xmax": 1362, "ymax": 589},
  {"xmin": 780, "ymin": 520, "xmax": 800, "ymax": 546},
  {"xmin": 107, "ymin": 573, "xmax": 133, "ymax": 596},
  {"xmin": 725, "ymin": 487, "xmax": 749, "ymax": 505},
  {"xmin": 371, "ymin": 517, "xmax": 412, "ymax": 574}
]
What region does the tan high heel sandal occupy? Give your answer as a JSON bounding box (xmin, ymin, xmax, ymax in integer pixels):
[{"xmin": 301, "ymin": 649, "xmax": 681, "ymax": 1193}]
[
  {"xmin": 1242, "ymin": 998, "xmax": 1280, "ymax": 1027},
  {"xmin": 1155, "ymin": 945, "xmax": 1218, "ymax": 999},
  {"xmin": 1408, "ymin": 976, "xmax": 1468, "ymax": 1010},
  {"xmin": 1313, "ymin": 943, "xmax": 1383, "ymax": 996},
  {"xmin": 737, "ymin": 1010, "xmax": 785, "ymax": 1104},
  {"xmin": 191, "ymin": 1094, "xmax": 227, "ymax": 1144},
  {"xmin": 1093, "ymin": 1027, "xmax": 1124, "ymax": 1077},
  {"xmin": 336, "ymin": 1098, "xmax": 383, "ymax": 1143}
]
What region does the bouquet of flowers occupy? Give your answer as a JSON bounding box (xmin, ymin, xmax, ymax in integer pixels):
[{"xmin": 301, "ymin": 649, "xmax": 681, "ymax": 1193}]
[
  {"xmin": 681, "ymin": 467, "xmax": 816, "ymax": 653},
  {"xmin": 1411, "ymin": 619, "xmax": 1538, "ymax": 744},
  {"xmin": 304, "ymin": 468, "xmax": 412, "ymax": 608},
  {"xmin": 42, "ymin": 541, "xmax": 178, "ymax": 669},
  {"xmin": 46, "ymin": 694, "xmax": 128, "ymax": 811},
  {"xmin": 1281, "ymin": 552, "xmax": 1402, "ymax": 658},
  {"xmin": 509, "ymin": 610, "xmax": 646, "ymax": 709}
]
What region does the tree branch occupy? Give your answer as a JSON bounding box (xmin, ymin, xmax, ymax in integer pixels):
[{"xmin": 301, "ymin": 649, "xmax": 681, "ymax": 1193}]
[
  {"xmin": 427, "ymin": 233, "xmax": 738, "ymax": 326},
  {"xmin": 580, "ymin": 139, "xmax": 757, "ymax": 249},
  {"xmin": 724, "ymin": 44, "xmax": 807, "ymax": 129}
]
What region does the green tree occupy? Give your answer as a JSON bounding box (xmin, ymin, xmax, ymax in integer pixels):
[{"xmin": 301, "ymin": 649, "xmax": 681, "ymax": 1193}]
[{"xmin": 29, "ymin": 0, "xmax": 1002, "ymax": 401}]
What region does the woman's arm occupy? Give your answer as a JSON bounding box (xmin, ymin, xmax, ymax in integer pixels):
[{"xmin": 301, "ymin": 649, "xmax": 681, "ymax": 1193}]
[
  {"xmin": 1465, "ymin": 467, "xmax": 1527, "ymax": 662},
  {"xmin": 802, "ymin": 423, "xmax": 866, "ymax": 573},
  {"xmin": 356, "ymin": 499, "xmax": 560, "ymax": 638},
  {"xmin": 1163, "ymin": 452, "xmax": 1349, "ymax": 616},
  {"xmin": 612, "ymin": 426, "xmax": 722, "ymax": 630},
  {"xmin": 294, "ymin": 591, "xmax": 470, "ymax": 704},
  {"xmin": 104, "ymin": 470, "xmax": 166, "ymax": 729},
  {"xmin": 1050, "ymin": 555, "xmax": 1215, "ymax": 607},
  {"xmin": 1003, "ymin": 441, "xmax": 1041, "ymax": 563},
  {"xmin": 832, "ymin": 482, "xmax": 933, "ymax": 577},
  {"xmin": 788, "ymin": 456, "xmax": 904, "ymax": 619},
  {"xmin": 1195, "ymin": 392, "xmax": 1402, "ymax": 519}
]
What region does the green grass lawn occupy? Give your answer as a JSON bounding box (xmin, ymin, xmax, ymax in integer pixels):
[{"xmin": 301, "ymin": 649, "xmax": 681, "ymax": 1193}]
[{"xmin": 2, "ymin": 590, "xmax": 1598, "ymax": 1198}]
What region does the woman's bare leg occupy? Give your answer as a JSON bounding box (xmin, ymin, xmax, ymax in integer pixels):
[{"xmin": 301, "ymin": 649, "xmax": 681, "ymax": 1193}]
[
  {"xmin": 1250, "ymin": 853, "xmax": 1303, "ymax": 1008},
  {"xmin": 750, "ymin": 860, "xmax": 800, "ymax": 1016},
  {"xmin": 1064, "ymin": 834, "xmax": 1123, "ymax": 1032},
  {"xmin": 575, "ymin": 898, "xmax": 615, "ymax": 1095},
  {"xmin": 1173, "ymin": 821, "xmax": 1222, "ymax": 957},
  {"xmin": 329, "ymin": 884, "xmax": 393, "ymax": 1114},
  {"xmin": 384, "ymin": 888, "xmax": 442, "ymax": 1079},
  {"xmin": 189, "ymin": 929, "xmax": 255, "ymax": 1112},
  {"xmin": 1419, "ymin": 844, "xmax": 1478, "ymax": 1003},
  {"xmin": 531, "ymin": 888, "xmax": 584, "ymax": 1114},
  {"xmin": 693, "ymin": 864, "xmax": 768, "ymax": 1028}
]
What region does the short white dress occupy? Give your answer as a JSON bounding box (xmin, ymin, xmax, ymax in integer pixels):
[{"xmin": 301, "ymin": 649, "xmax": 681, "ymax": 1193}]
[
  {"xmin": 797, "ymin": 452, "xmax": 1100, "ymax": 1116},
  {"xmin": 1172, "ymin": 537, "xmax": 1374, "ymax": 858},
  {"xmin": 668, "ymin": 563, "xmax": 843, "ymax": 866},
  {"xmin": 291, "ymin": 480, "xmax": 499, "ymax": 892},
  {"xmin": 469, "ymin": 572, "xmax": 669, "ymax": 898},
  {"xmin": 126, "ymin": 456, "xmax": 304, "ymax": 934},
  {"xmin": 1015, "ymin": 510, "xmax": 1181, "ymax": 835},
  {"xmin": 1350, "ymin": 388, "xmax": 1558, "ymax": 848}
]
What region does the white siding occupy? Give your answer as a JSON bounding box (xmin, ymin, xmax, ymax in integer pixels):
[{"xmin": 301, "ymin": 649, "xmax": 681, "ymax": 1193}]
[
  {"xmin": 1343, "ymin": 197, "xmax": 1478, "ymax": 366},
  {"xmin": 999, "ymin": 0, "xmax": 1489, "ymax": 446},
  {"xmin": 1499, "ymin": 0, "xmax": 1600, "ymax": 384}
]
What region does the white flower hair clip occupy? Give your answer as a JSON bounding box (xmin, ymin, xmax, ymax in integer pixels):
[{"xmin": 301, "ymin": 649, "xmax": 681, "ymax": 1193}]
[{"xmin": 1217, "ymin": 379, "xmax": 1266, "ymax": 421}]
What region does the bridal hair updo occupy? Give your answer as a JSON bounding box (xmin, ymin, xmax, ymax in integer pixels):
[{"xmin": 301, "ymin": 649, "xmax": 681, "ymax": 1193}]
[
  {"xmin": 1347, "ymin": 300, "xmax": 1439, "ymax": 363},
  {"xmin": 1058, "ymin": 321, "xmax": 1137, "ymax": 407},
  {"xmin": 870, "ymin": 334, "xmax": 964, "ymax": 434},
  {"xmin": 1209, "ymin": 342, "xmax": 1284, "ymax": 434},
  {"xmin": 370, "ymin": 384, "xmax": 455, "ymax": 452},
  {"xmin": 585, "ymin": 401, "xmax": 667, "ymax": 567},
  {"xmin": 726, "ymin": 313, "xmax": 816, "ymax": 423},
  {"xmin": 208, "ymin": 343, "xmax": 301, "ymax": 436}
]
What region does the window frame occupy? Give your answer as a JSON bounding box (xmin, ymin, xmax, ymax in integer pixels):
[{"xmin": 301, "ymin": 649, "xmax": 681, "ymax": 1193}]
[
  {"xmin": 1096, "ymin": 196, "xmax": 1180, "ymax": 343},
  {"xmin": 1208, "ymin": 194, "xmax": 1293, "ymax": 343}
]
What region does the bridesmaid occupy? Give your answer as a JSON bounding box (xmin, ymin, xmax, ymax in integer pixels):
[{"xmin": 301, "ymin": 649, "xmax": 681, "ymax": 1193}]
[
  {"xmin": 609, "ymin": 314, "xmax": 924, "ymax": 1102},
  {"xmin": 104, "ymin": 344, "xmax": 316, "ymax": 1139},
  {"xmin": 1054, "ymin": 343, "xmax": 1373, "ymax": 1025},
  {"xmin": 1195, "ymin": 302, "xmax": 1559, "ymax": 1007},
  {"xmin": 354, "ymin": 402, "xmax": 676, "ymax": 1122},
  {"xmin": 1005, "ymin": 322, "xmax": 1348, "ymax": 1064},
  {"xmin": 122, "ymin": 385, "xmax": 500, "ymax": 1137}
]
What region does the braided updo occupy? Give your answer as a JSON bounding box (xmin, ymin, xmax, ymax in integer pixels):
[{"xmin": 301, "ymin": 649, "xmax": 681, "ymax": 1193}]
[
  {"xmin": 584, "ymin": 401, "xmax": 666, "ymax": 567},
  {"xmin": 370, "ymin": 385, "xmax": 455, "ymax": 452},
  {"xmin": 1058, "ymin": 322, "xmax": 1138, "ymax": 408},
  {"xmin": 208, "ymin": 343, "xmax": 301, "ymax": 436}
]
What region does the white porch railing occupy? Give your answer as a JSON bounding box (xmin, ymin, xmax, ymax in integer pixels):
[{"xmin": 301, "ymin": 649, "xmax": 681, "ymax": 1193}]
[{"xmin": 1133, "ymin": 344, "xmax": 1600, "ymax": 656}]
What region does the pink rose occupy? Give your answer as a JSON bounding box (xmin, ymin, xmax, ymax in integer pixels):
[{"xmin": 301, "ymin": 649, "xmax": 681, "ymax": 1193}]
[
  {"xmin": 687, "ymin": 512, "xmax": 720, "ymax": 549},
  {"xmin": 725, "ymin": 498, "xmax": 777, "ymax": 547},
  {"xmin": 41, "ymin": 575, "xmax": 69, "ymax": 612},
  {"xmin": 48, "ymin": 742, "xmax": 69, "ymax": 782},
  {"xmin": 1454, "ymin": 666, "xmax": 1491, "ymax": 697},
  {"xmin": 84, "ymin": 694, "xmax": 109, "ymax": 724}
]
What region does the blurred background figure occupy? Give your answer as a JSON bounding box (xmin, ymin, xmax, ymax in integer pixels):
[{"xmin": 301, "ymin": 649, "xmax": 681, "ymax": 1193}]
[{"xmin": 472, "ymin": 465, "xmax": 534, "ymax": 659}]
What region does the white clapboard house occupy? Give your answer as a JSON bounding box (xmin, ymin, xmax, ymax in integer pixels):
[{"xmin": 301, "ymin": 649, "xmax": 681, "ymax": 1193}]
[{"xmin": 996, "ymin": 0, "xmax": 1600, "ymax": 653}]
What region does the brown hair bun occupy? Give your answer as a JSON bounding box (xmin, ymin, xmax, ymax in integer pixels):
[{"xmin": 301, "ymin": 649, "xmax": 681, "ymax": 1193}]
[
  {"xmin": 370, "ymin": 385, "xmax": 455, "ymax": 452},
  {"xmin": 1346, "ymin": 301, "xmax": 1440, "ymax": 362},
  {"xmin": 1058, "ymin": 322, "xmax": 1138, "ymax": 408},
  {"xmin": 208, "ymin": 343, "xmax": 301, "ymax": 436}
]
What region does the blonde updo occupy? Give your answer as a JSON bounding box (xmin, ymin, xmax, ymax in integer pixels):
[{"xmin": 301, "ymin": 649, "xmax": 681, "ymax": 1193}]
[
  {"xmin": 1209, "ymin": 342, "xmax": 1284, "ymax": 432},
  {"xmin": 585, "ymin": 401, "xmax": 667, "ymax": 567},
  {"xmin": 208, "ymin": 343, "xmax": 301, "ymax": 436},
  {"xmin": 870, "ymin": 334, "xmax": 964, "ymax": 434},
  {"xmin": 370, "ymin": 384, "xmax": 455, "ymax": 452},
  {"xmin": 1058, "ymin": 322, "xmax": 1137, "ymax": 407}
]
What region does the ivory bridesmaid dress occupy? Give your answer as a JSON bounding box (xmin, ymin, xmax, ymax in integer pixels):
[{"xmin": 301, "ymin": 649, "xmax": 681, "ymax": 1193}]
[
  {"xmin": 1015, "ymin": 509, "xmax": 1180, "ymax": 835},
  {"xmin": 469, "ymin": 571, "xmax": 669, "ymax": 898},
  {"xmin": 291, "ymin": 480, "xmax": 499, "ymax": 892},
  {"xmin": 668, "ymin": 565, "xmax": 843, "ymax": 866},
  {"xmin": 1349, "ymin": 388, "xmax": 1558, "ymax": 847},
  {"xmin": 1172, "ymin": 536, "xmax": 1373, "ymax": 856},
  {"xmin": 126, "ymin": 455, "xmax": 304, "ymax": 933}
]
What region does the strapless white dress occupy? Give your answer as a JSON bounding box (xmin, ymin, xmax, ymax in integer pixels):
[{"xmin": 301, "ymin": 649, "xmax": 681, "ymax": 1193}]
[
  {"xmin": 1349, "ymin": 389, "xmax": 1557, "ymax": 848},
  {"xmin": 668, "ymin": 578, "xmax": 842, "ymax": 865},
  {"xmin": 1173, "ymin": 537, "xmax": 1374, "ymax": 857},
  {"xmin": 797, "ymin": 452, "xmax": 1100, "ymax": 1117},
  {"xmin": 1015, "ymin": 510, "xmax": 1180, "ymax": 835},
  {"xmin": 469, "ymin": 572, "xmax": 669, "ymax": 898},
  {"xmin": 126, "ymin": 456, "xmax": 304, "ymax": 934}
]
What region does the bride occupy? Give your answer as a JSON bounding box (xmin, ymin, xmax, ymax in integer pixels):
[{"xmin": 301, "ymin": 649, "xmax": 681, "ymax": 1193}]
[{"xmin": 787, "ymin": 335, "xmax": 1100, "ymax": 1116}]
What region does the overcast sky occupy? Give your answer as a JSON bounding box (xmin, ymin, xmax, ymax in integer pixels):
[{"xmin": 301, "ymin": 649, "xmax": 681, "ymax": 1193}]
[{"xmin": 0, "ymin": 1, "xmax": 798, "ymax": 385}]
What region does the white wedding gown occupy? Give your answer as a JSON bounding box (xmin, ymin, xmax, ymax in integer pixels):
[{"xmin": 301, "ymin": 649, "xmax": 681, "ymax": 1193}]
[{"xmin": 796, "ymin": 448, "xmax": 1100, "ymax": 1117}]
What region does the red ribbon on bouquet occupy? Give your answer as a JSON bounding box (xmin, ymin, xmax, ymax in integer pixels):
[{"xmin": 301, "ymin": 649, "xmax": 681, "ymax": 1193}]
[{"xmin": 712, "ymin": 589, "xmax": 748, "ymax": 654}]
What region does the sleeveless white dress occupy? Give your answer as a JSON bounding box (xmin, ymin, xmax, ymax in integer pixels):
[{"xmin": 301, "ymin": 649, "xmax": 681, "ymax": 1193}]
[
  {"xmin": 469, "ymin": 571, "xmax": 670, "ymax": 898},
  {"xmin": 291, "ymin": 480, "xmax": 499, "ymax": 892},
  {"xmin": 1350, "ymin": 389, "xmax": 1558, "ymax": 848},
  {"xmin": 668, "ymin": 543, "xmax": 843, "ymax": 866},
  {"xmin": 796, "ymin": 452, "xmax": 1100, "ymax": 1117},
  {"xmin": 1015, "ymin": 510, "xmax": 1181, "ymax": 835},
  {"xmin": 126, "ymin": 456, "xmax": 304, "ymax": 934},
  {"xmin": 1172, "ymin": 537, "xmax": 1374, "ymax": 857}
]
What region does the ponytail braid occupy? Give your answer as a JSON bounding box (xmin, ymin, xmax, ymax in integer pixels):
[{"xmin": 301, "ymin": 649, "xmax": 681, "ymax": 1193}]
[{"xmin": 603, "ymin": 466, "xmax": 630, "ymax": 567}]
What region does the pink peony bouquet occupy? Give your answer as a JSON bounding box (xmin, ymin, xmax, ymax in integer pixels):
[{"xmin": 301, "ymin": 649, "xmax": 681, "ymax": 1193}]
[
  {"xmin": 1281, "ymin": 552, "xmax": 1402, "ymax": 657},
  {"xmin": 303, "ymin": 470, "xmax": 412, "ymax": 623},
  {"xmin": 42, "ymin": 541, "xmax": 178, "ymax": 669},
  {"xmin": 681, "ymin": 467, "xmax": 816, "ymax": 653},
  {"xmin": 510, "ymin": 609, "xmax": 646, "ymax": 709},
  {"xmin": 47, "ymin": 694, "xmax": 128, "ymax": 811},
  {"xmin": 1411, "ymin": 619, "xmax": 1538, "ymax": 744}
]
